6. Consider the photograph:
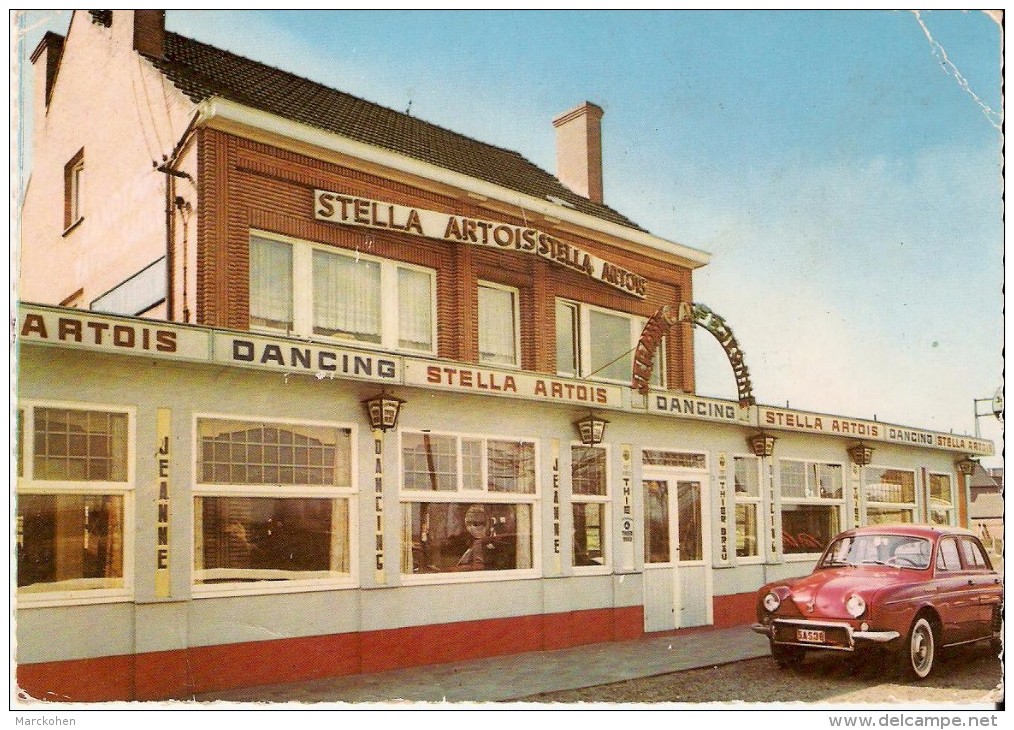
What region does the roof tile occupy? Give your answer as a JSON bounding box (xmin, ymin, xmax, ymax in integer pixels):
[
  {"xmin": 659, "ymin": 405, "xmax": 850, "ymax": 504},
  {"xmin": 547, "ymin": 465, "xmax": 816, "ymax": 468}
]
[{"xmin": 147, "ymin": 31, "xmax": 645, "ymax": 231}]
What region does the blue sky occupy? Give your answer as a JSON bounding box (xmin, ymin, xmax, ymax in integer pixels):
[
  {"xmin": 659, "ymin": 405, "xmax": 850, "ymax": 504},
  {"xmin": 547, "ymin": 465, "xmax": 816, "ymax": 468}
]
[{"xmin": 13, "ymin": 10, "xmax": 1004, "ymax": 464}]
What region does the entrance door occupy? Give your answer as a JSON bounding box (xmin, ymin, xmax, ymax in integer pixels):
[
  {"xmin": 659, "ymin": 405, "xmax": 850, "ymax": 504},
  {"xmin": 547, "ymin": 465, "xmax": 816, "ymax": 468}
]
[{"xmin": 643, "ymin": 473, "xmax": 710, "ymax": 631}]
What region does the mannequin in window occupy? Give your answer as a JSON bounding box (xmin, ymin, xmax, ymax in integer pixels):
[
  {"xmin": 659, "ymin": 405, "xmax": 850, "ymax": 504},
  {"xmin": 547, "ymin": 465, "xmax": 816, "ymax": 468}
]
[{"xmin": 457, "ymin": 504, "xmax": 492, "ymax": 570}]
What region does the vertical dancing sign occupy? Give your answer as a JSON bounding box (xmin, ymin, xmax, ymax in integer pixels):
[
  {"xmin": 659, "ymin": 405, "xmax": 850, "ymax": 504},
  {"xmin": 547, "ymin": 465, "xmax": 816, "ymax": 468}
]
[{"xmin": 373, "ymin": 431, "xmax": 385, "ymax": 584}]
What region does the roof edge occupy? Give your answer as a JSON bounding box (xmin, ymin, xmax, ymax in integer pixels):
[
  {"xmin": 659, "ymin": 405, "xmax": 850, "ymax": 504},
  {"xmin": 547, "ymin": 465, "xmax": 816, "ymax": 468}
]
[{"xmin": 194, "ymin": 97, "xmax": 713, "ymax": 270}]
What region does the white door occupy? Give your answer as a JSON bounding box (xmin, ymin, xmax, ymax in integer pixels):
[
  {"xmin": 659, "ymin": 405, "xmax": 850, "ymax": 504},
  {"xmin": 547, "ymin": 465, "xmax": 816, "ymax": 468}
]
[{"xmin": 643, "ymin": 473, "xmax": 710, "ymax": 631}]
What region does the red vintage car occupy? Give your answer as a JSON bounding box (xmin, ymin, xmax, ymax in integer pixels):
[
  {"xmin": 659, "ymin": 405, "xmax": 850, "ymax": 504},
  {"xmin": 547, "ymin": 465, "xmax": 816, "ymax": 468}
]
[{"xmin": 752, "ymin": 524, "xmax": 1002, "ymax": 679}]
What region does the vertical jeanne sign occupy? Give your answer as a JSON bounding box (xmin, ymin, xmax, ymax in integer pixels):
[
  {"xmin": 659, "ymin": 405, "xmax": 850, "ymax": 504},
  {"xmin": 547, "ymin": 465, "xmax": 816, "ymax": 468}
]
[{"xmin": 155, "ymin": 408, "xmax": 171, "ymax": 598}]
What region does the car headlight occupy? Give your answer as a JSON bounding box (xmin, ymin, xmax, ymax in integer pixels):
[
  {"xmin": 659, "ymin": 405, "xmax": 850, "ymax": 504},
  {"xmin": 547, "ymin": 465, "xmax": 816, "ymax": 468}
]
[
  {"xmin": 763, "ymin": 592, "xmax": 781, "ymax": 612},
  {"xmin": 845, "ymin": 593, "xmax": 866, "ymax": 618}
]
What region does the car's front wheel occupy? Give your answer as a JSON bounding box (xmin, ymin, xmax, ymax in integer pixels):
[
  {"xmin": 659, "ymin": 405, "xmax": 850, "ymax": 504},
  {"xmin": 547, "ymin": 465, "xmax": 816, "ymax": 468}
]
[
  {"xmin": 771, "ymin": 642, "xmax": 805, "ymax": 670},
  {"xmin": 898, "ymin": 616, "xmax": 936, "ymax": 680}
]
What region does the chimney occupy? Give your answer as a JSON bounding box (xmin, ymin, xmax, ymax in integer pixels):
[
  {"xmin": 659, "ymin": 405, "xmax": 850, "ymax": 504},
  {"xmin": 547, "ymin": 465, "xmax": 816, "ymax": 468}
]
[
  {"xmin": 111, "ymin": 10, "xmax": 166, "ymax": 59},
  {"xmin": 131, "ymin": 10, "xmax": 166, "ymax": 59},
  {"xmin": 552, "ymin": 101, "xmax": 604, "ymax": 204},
  {"xmin": 30, "ymin": 32, "xmax": 65, "ymax": 111}
]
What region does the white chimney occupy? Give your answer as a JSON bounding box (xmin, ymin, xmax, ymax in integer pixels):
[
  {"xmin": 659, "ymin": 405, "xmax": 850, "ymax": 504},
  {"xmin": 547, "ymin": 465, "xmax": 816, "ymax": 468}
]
[{"xmin": 553, "ymin": 101, "xmax": 604, "ymax": 203}]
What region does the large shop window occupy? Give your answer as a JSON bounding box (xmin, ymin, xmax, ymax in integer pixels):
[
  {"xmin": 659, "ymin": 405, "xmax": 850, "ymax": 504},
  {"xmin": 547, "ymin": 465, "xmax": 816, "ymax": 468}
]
[
  {"xmin": 193, "ymin": 417, "xmax": 355, "ymax": 591},
  {"xmin": 928, "ymin": 473, "xmax": 954, "ymax": 526},
  {"xmin": 16, "ymin": 404, "xmax": 132, "ymax": 602},
  {"xmin": 556, "ymin": 300, "xmax": 664, "ymax": 387},
  {"xmin": 734, "ymin": 456, "xmax": 761, "ymax": 559},
  {"xmin": 572, "ymin": 445, "xmax": 609, "ymax": 568},
  {"xmin": 478, "ymin": 282, "xmax": 520, "ymax": 367},
  {"xmin": 249, "ymin": 233, "xmax": 436, "ymax": 354},
  {"xmin": 779, "ymin": 460, "xmax": 843, "ymax": 556},
  {"xmin": 863, "ymin": 467, "xmax": 916, "ymax": 524},
  {"xmin": 400, "ymin": 432, "xmax": 536, "ymax": 577}
]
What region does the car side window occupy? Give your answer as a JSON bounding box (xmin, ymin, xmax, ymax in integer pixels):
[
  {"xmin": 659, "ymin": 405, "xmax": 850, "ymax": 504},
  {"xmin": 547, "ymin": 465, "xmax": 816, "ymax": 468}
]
[
  {"xmin": 936, "ymin": 538, "xmax": 961, "ymax": 572},
  {"xmin": 959, "ymin": 537, "xmax": 989, "ymax": 570}
]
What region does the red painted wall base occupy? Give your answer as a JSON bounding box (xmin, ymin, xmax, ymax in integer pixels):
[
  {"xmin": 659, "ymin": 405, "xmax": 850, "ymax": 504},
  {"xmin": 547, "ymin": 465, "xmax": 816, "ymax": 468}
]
[{"xmin": 17, "ymin": 605, "xmax": 646, "ymax": 702}]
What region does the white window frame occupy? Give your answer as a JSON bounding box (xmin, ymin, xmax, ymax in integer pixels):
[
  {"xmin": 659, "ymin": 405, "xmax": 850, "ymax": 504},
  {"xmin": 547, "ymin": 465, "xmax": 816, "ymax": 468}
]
[
  {"xmin": 571, "ymin": 442, "xmax": 612, "ymax": 575},
  {"xmin": 778, "ymin": 458, "xmax": 845, "ymax": 562},
  {"xmin": 558, "ymin": 299, "xmax": 665, "ymax": 388},
  {"xmin": 928, "ymin": 471, "xmax": 956, "ymax": 526},
  {"xmin": 862, "ymin": 465, "xmax": 918, "ymax": 526},
  {"xmin": 398, "ymin": 429, "xmax": 540, "ymax": 585},
  {"xmin": 16, "ymin": 400, "xmax": 135, "ymax": 608},
  {"xmin": 477, "ymin": 281, "xmax": 522, "ymax": 368},
  {"xmin": 249, "ymin": 231, "xmax": 437, "ymax": 355},
  {"xmin": 555, "ymin": 299, "xmax": 580, "ymax": 378},
  {"xmin": 191, "ymin": 412, "xmax": 359, "ymax": 598},
  {"xmin": 733, "ymin": 454, "xmax": 764, "ymax": 564}
]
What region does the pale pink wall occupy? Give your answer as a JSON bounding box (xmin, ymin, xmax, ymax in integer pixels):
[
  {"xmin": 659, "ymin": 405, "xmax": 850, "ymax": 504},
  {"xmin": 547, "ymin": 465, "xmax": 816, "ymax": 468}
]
[{"xmin": 19, "ymin": 10, "xmax": 196, "ymax": 313}]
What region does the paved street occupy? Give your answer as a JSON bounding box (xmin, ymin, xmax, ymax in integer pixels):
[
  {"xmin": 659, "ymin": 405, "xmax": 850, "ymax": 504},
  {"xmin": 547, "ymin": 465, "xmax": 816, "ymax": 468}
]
[{"xmin": 525, "ymin": 643, "xmax": 1003, "ymax": 705}]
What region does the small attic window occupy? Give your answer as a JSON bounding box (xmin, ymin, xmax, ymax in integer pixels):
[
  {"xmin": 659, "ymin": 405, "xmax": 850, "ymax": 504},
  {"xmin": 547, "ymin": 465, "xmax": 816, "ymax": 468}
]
[
  {"xmin": 89, "ymin": 10, "xmax": 112, "ymax": 27},
  {"xmin": 546, "ymin": 195, "xmax": 577, "ymax": 209},
  {"xmin": 63, "ymin": 148, "xmax": 84, "ymax": 233}
]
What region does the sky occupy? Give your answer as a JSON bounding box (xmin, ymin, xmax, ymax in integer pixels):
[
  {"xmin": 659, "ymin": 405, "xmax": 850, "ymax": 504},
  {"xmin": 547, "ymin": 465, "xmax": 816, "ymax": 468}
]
[{"xmin": 12, "ymin": 9, "xmax": 1005, "ymax": 465}]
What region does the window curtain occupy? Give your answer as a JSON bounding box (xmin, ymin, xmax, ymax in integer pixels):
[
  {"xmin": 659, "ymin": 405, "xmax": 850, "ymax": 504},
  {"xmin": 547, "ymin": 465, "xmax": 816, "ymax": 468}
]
[
  {"xmin": 313, "ymin": 251, "xmax": 380, "ymax": 341},
  {"xmin": 249, "ymin": 237, "xmax": 293, "ymax": 329},
  {"xmin": 478, "ymin": 286, "xmax": 516, "ymax": 365},
  {"xmin": 331, "ymin": 498, "xmax": 349, "ymax": 573},
  {"xmin": 398, "ymin": 268, "xmax": 432, "ymax": 350},
  {"xmin": 515, "ymin": 504, "xmax": 532, "ymax": 569},
  {"xmin": 401, "ymin": 503, "xmax": 414, "ymax": 574}
]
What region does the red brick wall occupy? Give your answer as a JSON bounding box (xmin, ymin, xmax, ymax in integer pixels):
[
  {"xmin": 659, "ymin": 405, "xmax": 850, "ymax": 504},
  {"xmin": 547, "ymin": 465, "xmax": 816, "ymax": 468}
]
[{"xmin": 196, "ymin": 130, "xmax": 695, "ymax": 391}]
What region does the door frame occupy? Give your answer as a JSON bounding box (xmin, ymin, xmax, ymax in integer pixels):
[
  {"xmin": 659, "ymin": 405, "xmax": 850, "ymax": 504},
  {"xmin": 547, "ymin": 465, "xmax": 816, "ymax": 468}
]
[{"xmin": 642, "ymin": 465, "xmax": 713, "ymax": 629}]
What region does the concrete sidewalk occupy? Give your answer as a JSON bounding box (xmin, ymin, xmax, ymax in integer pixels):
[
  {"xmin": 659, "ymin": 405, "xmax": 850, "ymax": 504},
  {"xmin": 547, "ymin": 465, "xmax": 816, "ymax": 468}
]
[{"xmin": 194, "ymin": 625, "xmax": 771, "ymax": 704}]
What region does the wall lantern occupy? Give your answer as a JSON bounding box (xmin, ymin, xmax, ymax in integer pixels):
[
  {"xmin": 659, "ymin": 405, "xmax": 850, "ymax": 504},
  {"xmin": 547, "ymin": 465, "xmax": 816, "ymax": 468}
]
[
  {"xmin": 955, "ymin": 456, "xmax": 979, "ymax": 476},
  {"xmin": 575, "ymin": 411, "xmax": 609, "ymax": 446},
  {"xmin": 362, "ymin": 390, "xmax": 406, "ymax": 432},
  {"xmin": 747, "ymin": 431, "xmax": 777, "ymax": 458},
  {"xmin": 847, "ymin": 442, "xmax": 875, "ymax": 467}
]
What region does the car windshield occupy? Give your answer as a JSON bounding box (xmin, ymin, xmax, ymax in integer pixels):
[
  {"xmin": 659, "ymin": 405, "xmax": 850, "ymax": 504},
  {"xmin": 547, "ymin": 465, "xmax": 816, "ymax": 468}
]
[{"xmin": 819, "ymin": 534, "xmax": 932, "ymax": 570}]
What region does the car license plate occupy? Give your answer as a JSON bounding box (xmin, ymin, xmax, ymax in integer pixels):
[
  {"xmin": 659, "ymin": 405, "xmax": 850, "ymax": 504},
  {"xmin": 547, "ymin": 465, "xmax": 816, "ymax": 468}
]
[{"xmin": 796, "ymin": 629, "xmax": 825, "ymax": 643}]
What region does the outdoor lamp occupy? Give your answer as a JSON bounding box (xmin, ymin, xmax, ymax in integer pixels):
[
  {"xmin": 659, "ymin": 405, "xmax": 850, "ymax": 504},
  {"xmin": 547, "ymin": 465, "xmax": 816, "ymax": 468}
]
[
  {"xmin": 847, "ymin": 442, "xmax": 875, "ymax": 467},
  {"xmin": 955, "ymin": 456, "xmax": 978, "ymax": 476},
  {"xmin": 575, "ymin": 411, "xmax": 609, "ymax": 446},
  {"xmin": 362, "ymin": 390, "xmax": 406, "ymax": 432},
  {"xmin": 747, "ymin": 431, "xmax": 776, "ymax": 458}
]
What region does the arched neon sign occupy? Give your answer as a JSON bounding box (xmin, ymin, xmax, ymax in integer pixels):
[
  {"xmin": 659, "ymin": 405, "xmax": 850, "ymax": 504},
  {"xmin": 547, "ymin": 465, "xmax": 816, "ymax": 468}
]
[{"xmin": 631, "ymin": 302, "xmax": 755, "ymax": 407}]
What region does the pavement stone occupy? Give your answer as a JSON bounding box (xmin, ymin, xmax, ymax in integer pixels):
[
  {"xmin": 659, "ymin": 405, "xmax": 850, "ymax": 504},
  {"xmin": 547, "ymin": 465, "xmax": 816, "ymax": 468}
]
[{"xmin": 192, "ymin": 625, "xmax": 771, "ymax": 705}]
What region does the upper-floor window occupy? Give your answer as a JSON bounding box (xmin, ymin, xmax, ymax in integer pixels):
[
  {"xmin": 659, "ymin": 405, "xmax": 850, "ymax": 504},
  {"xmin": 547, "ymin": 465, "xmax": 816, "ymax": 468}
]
[
  {"xmin": 556, "ymin": 299, "xmax": 664, "ymax": 387},
  {"xmin": 64, "ymin": 148, "xmax": 85, "ymax": 231},
  {"xmin": 16, "ymin": 402, "xmax": 134, "ymax": 604},
  {"xmin": 478, "ymin": 282, "xmax": 520, "ymax": 367},
  {"xmin": 249, "ymin": 233, "xmax": 435, "ymax": 354}
]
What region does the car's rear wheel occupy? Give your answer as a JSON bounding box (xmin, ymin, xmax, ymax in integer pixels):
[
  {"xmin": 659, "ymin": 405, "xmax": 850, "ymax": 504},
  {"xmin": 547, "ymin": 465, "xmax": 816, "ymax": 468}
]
[
  {"xmin": 898, "ymin": 616, "xmax": 936, "ymax": 680},
  {"xmin": 771, "ymin": 642, "xmax": 805, "ymax": 670}
]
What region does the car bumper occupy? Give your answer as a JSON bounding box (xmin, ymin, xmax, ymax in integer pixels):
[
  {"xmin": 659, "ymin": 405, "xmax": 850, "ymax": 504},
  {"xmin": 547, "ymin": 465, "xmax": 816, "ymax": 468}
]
[{"xmin": 752, "ymin": 619, "xmax": 901, "ymax": 651}]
